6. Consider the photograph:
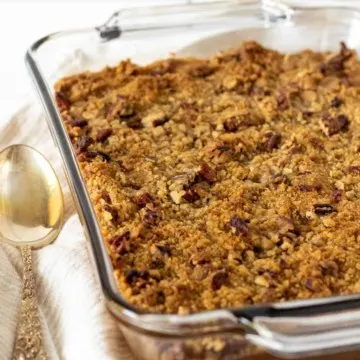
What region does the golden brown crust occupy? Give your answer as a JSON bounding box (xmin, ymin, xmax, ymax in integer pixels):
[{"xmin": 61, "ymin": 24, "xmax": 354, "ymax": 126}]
[{"xmin": 55, "ymin": 41, "xmax": 360, "ymax": 314}]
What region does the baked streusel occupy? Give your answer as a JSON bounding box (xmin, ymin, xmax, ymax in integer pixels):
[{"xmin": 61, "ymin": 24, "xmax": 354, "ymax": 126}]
[{"xmin": 55, "ymin": 41, "xmax": 360, "ymax": 314}]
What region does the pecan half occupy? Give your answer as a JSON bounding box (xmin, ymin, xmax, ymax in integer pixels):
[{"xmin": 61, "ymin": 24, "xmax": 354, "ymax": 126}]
[
  {"xmin": 96, "ymin": 128, "xmax": 112, "ymax": 142},
  {"xmin": 314, "ymin": 204, "xmax": 336, "ymax": 215}
]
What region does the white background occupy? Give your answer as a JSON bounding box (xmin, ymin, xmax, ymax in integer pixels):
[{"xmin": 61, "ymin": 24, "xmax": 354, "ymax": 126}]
[{"xmin": 0, "ymin": 1, "xmax": 187, "ymax": 120}]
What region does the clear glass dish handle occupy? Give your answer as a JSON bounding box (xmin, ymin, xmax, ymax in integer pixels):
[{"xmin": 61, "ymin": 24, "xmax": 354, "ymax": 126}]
[{"xmin": 235, "ymin": 294, "xmax": 360, "ymax": 358}]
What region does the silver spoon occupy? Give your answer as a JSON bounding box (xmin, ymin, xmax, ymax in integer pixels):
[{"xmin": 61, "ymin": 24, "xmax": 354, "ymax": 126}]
[{"xmin": 0, "ymin": 144, "xmax": 64, "ymax": 360}]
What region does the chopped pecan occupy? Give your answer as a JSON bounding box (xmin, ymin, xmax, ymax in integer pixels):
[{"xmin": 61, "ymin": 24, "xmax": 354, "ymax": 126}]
[
  {"xmin": 124, "ymin": 117, "xmax": 143, "ymax": 129},
  {"xmin": 330, "ymin": 96, "xmax": 342, "ymax": 108},
  {"xmin": 101, "ymin": 191, "xmax": 111, "ymax": 204},
  {"xmin": 277, "ymin": 216, "xmax": 295, "ymax": 235},
  {"xmin": 142, "ymin": 111, "xmax": 169, "ymax": 127},
  {"xmin": 319, "ymin": 260, "xmax": 339, "ymax": 276},
  {"xmin": 310, "ymin": 137, "xmax": 324, "ymax": 150},
  {"xmin": 272, "ymin": 174, "xmax": 289, "ymax": 185},
  {"xmin": 182, "ymin": 188, "xmax": 200, "ymax": 203},
  {"xmin": 136, "ymin": 193, "xmax": 154, "ymax": 208},
  {"xmin": 124, "ymin": 269, "xmax": 149, "ymax": 285},
  {"xmin": 332, "ymin": 189, "xmax": 343, "ymax": 203},
  {"xmin": 143, "ymin": 210, "xmax": 159, "ymax": 226},
  {"xmin": 314, "ymin": 204, "xmax": 336, "ymax": 216},
  {"xmin": 322, "ymin": 113, "xmax": 349, "ymax": 136},
  {"xmin": 211, "ymin": 271, "xmax": 229, "ymax": 290},
  {"xmin": 75, "ymin": 136, "xmax": 94, "ymax": 154},
  {"xmin": 118, "ymin": 102, "xmax": 135, "ymax": 119},
  {"xmin": 189, "ymin": 64, "xmax": 216, "ymax": 78},
  {"xmin": 104, "ymin": 204, "xmax": 119, "ymax": 224},
  {"xmin": 96, "ymin": 128, "xmax": 112, "ymax": 142},
  {"xmin": 55, "ymin": 91, "xmax": 71, "ymax": 111},
  {"xmin": 199, "ymin": 163, "xmax": 216, "ymax": 183},
  {"xmin": 229, "ymin": 216, "xmax": 249, "ymax": 235},
  {"xmin": 277, "ymin": 91, "xmax": 289, "ymax": 111},
  {"xmin": 298, "ymin": 184, "xmax": 321, "ymax": 192},
  {"xmin": 151, "ymin": 244, "xmax": 171, "ymax": 257},
  {"xmin": 110, "ymin": 231, "xmax": 130, "ymax": 255},
  {"xmin": 320, "ymin": 42, "xmax": 352, "ymax": 75},
  {"xmin": 348, "ymin": 166, "xmax": 360, "ymax": 173},
  {"xmin": 68, "ymin": 118, "xmax": 88, "ymax": 128},
  {"xmin": 290, "ymin": 146, "xmax": 304, "ymax": 155},
  {"xmin": 223, "ymin": 116, "xmax": 238, "ymax": 132},
  {"xmin": 263, "ymin": 133, "xmax": 281, "ymax": 152},
  {"xmin": 79, "ymin": 150, "xmax": 110, "ymax": 162}
]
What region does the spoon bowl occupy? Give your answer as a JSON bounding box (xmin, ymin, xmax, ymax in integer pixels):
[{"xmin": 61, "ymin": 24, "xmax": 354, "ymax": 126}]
[
  {"xmin": 0, "ymin": 144, "xmax": 63, "ymax": 247},
  {"xmin": 0, "ymin": 144, "xmax": 64, "ymax": 359}
]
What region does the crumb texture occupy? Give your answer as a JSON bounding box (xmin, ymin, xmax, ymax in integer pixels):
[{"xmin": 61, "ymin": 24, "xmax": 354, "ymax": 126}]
[{"xmin": 55, "ymin": 41, "xmax": 360, "ymax": 314}]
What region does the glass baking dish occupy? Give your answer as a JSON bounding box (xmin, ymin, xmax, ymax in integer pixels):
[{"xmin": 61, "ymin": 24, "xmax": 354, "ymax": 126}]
[{"xmin": 25, "ymin": 1, "xmax": 360, "ymax": 359}]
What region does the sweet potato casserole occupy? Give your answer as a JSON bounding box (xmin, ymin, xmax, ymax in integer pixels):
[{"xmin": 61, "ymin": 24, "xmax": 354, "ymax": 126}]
[{"xmin": 55, "ymin": 41, "xmax": 360, "ymax": 314}]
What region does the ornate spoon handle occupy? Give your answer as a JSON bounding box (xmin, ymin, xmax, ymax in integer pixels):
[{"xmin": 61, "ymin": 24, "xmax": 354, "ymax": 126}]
[{"xmin": 12, "ymin": 246, "xmax": 47, "ymax": 360}]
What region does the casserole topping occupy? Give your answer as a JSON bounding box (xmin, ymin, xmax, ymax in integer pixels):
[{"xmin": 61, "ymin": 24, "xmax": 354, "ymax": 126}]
[{"xmin": 55, "ymin": 41, "xmax": 360, "ymax": 314}]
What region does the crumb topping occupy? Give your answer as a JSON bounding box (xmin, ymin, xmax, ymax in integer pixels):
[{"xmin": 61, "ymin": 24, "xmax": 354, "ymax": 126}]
[{"xmin": 55, "ymin": 41, "xmax": 360, "ymax": 314}]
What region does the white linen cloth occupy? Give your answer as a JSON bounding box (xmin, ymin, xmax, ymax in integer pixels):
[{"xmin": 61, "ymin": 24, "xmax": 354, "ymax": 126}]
[{"xmin": 1, "ymin": 1, "xmax": 360, "ymax": 359}]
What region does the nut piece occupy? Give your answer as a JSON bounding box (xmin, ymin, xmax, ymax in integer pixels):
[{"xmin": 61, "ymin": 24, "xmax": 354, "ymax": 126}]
[
  {"xmin": 136, "ymin": 193, "xmax": 154, "ymax": 208},
  {"xmin": 68, "ymin": 118, "xmax": 88, "ymax": 128},
  {"xmin": 199, "ymin": 163, "xmax": 216, "ymax": 183},
  {"xmin": 104, "ymin": 204, "xmax": 119, "ymax": 224},
  {"xmin": 143, "ymin": 210, "xmax": 160, "ymax": 226},
  {"xmin": 110, "ymin": 231, "xmax": 130, "ymax": 255},
  {"xmin": 313, "ymin": 204, "xmax": 336, "ymax": 216},
  {"xmin": 330, "ymin": 96, "xmax": 342, "ymax": 108},
  {"xmin": 263, "ymin": 133, "xmax": 281, "ymax": 152},
  {"xmin": 142, "ymin": 111, "xmax": 169, "ymax": 127},
  {"xmin": 96, "ymin": 128, "xmax": 112, "ymax": 142},
  {"xmin": 124, "ymin": 269, "xmax": 149, "ymax": 285},
  {"xmin": 75, "ymin": 136, "xmax": 94, "ymax": 154},
  {"xmin": 55, "ymin": 91, "xmax": 71, "ymax": 111},
  {"xmin": 211, "ymin": 271, "xmax": 229, "ymax": 290},
  {"xmin": 229, "ymin": 216, "xmax": 249, "ymax": 235},
  {"xmin": 322, "ymin": 113, "xmax": 349, "ymax": 136},
  {"xmin": 170, "ymin": 190, "xmax": 186, "ymax": 204}
]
